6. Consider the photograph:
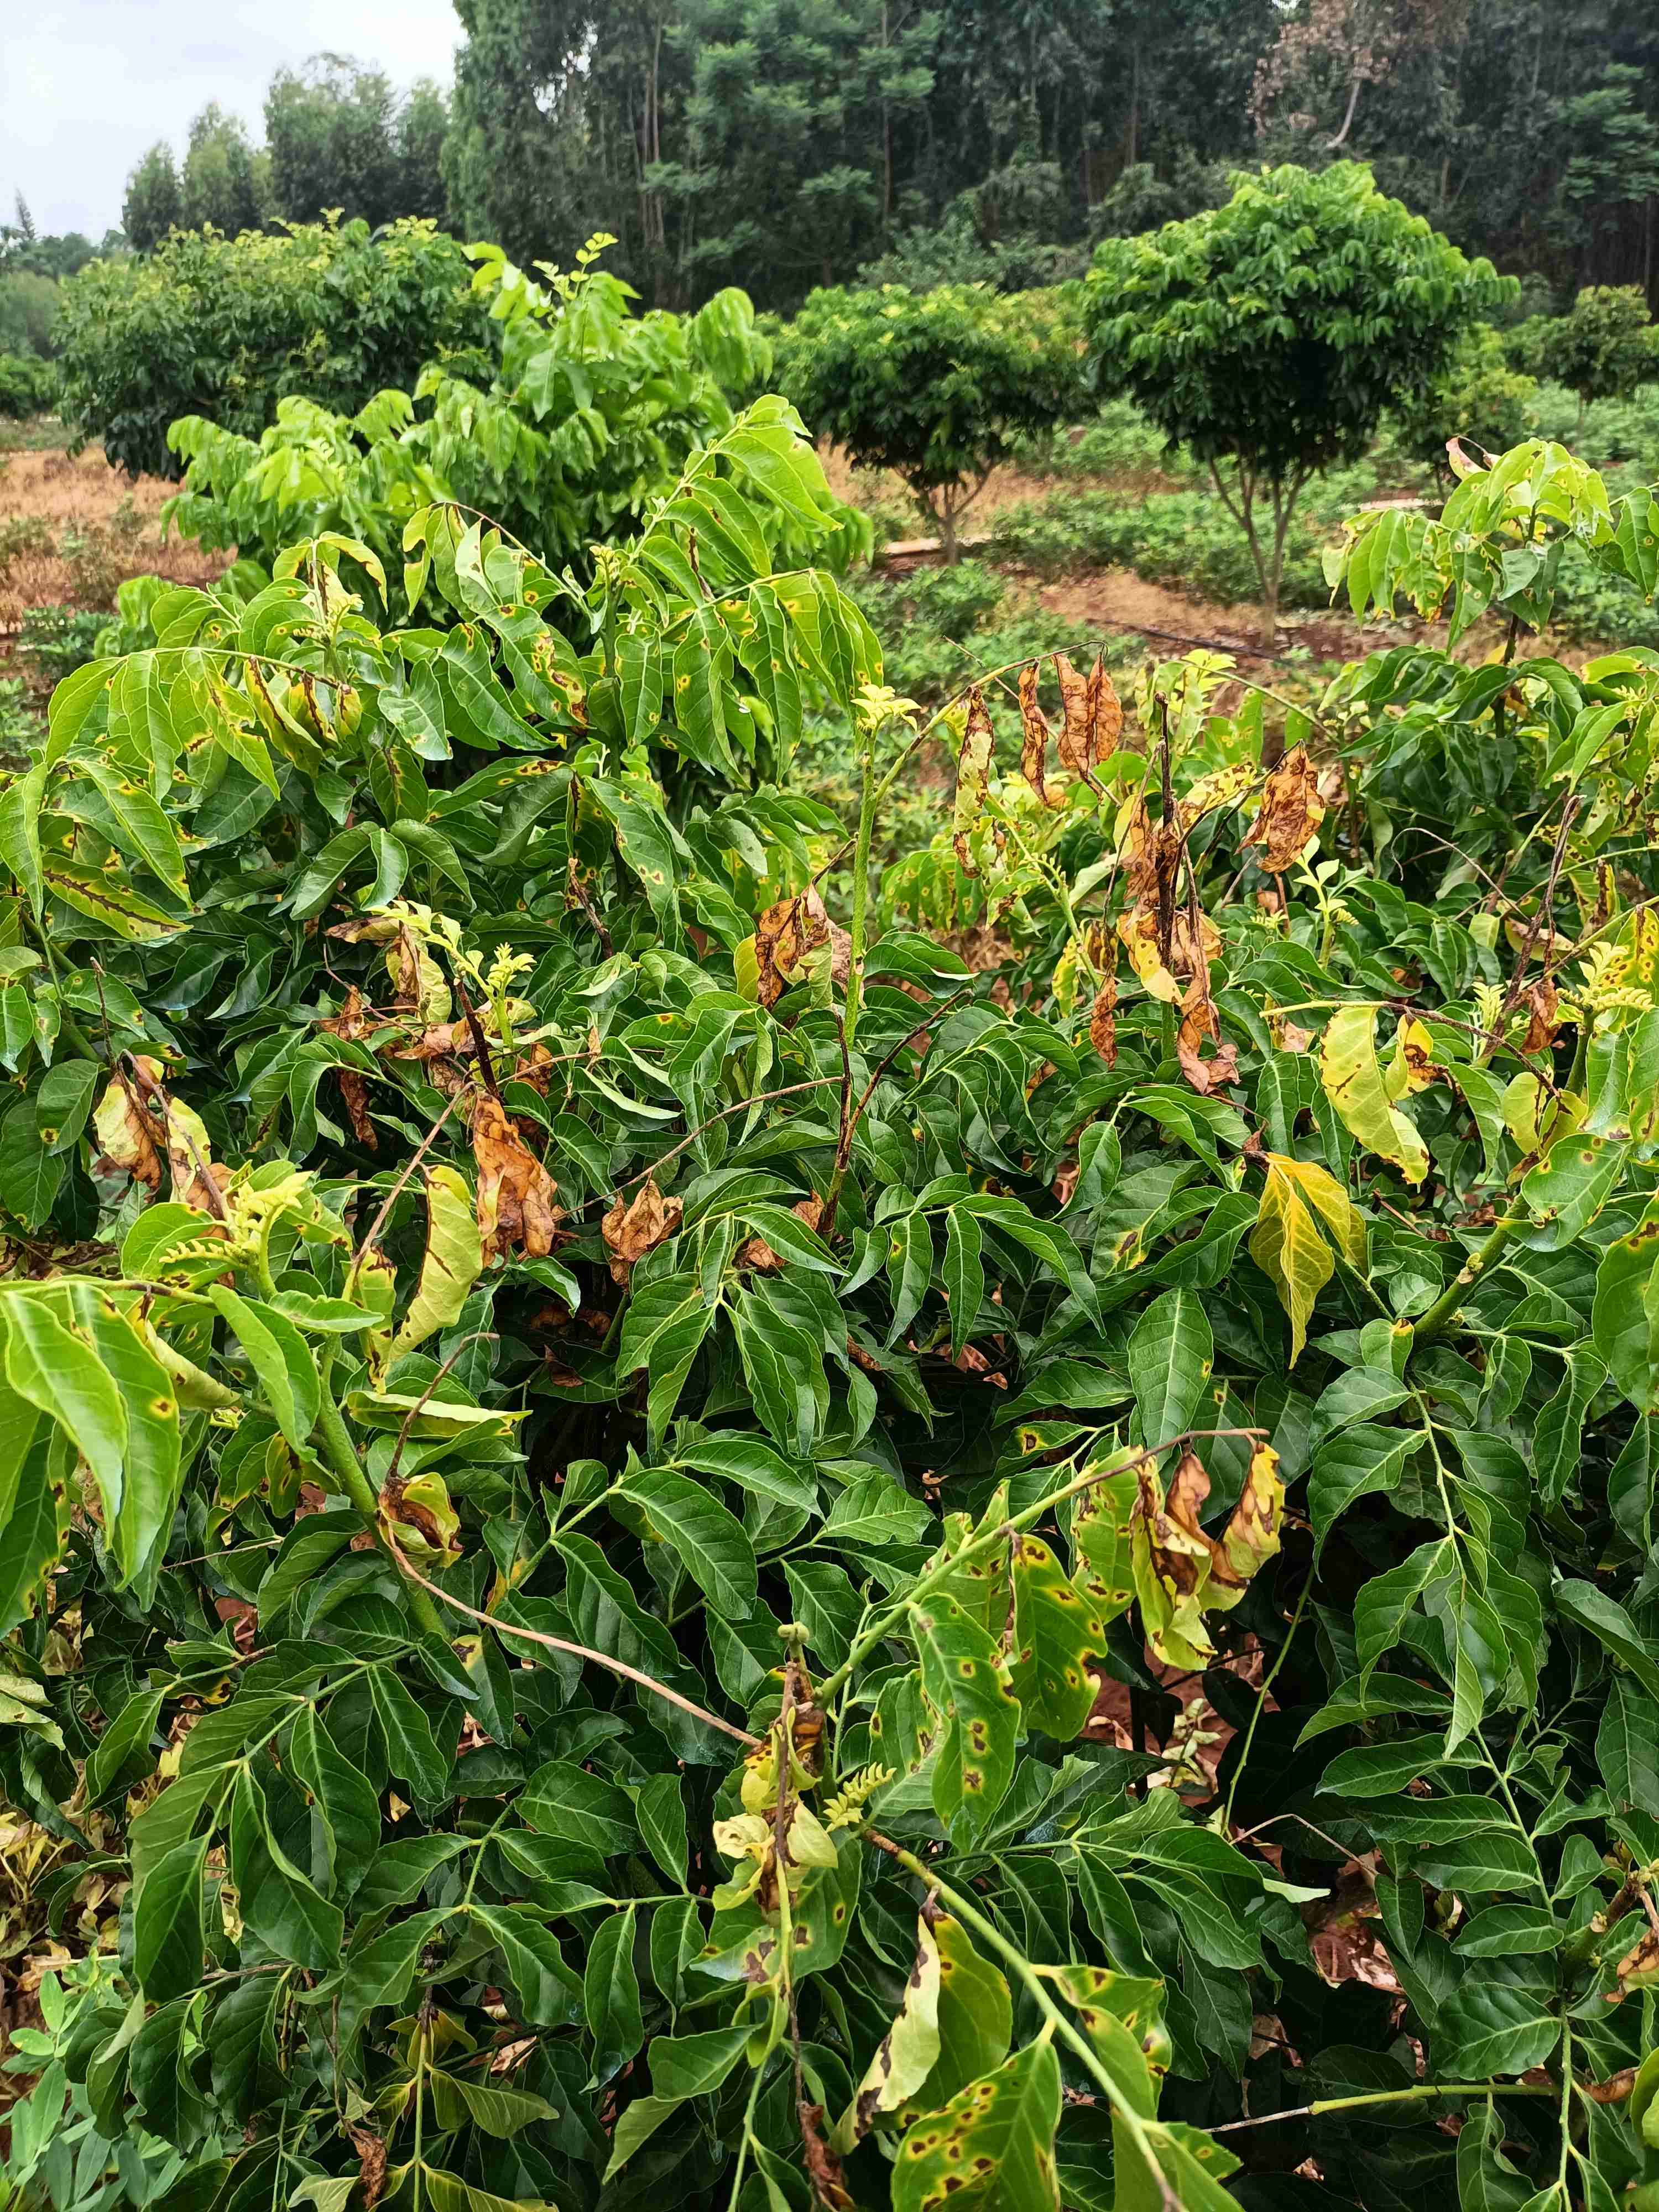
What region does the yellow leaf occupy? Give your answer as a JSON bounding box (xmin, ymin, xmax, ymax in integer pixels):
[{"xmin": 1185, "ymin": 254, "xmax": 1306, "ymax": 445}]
[
  {"xmin": 1249, "ymin": 1156, "xmax": 1335, "ymax": 1365},
  {"xmin": 1319, "ymin": 1005, "xmax": 1428, "ymax": 1183},
  {"xmin": 1276, "ymin": 1154, "xmax": 1366, "ymax": 1269}
]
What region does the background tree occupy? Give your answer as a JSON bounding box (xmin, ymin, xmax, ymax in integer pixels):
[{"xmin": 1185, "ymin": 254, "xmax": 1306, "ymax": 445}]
[
  {"xmin": 659, "ymin": 0, "xmax": 941, "ymax": 302},
  {"xmin": 1084, "ymin": 161, "xmax": 1510, "ymax": 643},
  {"xmin": 179, "ymin": 104, "xmax": 274, "ymax": 236},
  {"xmin": 776, "ymin": 280, "xmax": 1084, "ymax": 555},
  {"xmin": 1551, "ymin": 281, "xmax": 1655, "ymax": 419},
  {"xmin": 123, "ymin": 145, "xmax": 183, "ymax": 253},
  {"xmin": 266, "ymin": 56, "xmax": 404, "ymax": 226}
]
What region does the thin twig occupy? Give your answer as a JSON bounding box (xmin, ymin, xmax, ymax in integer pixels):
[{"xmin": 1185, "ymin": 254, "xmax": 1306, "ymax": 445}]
[{"xmin": 382, "ymin": 1532, "xmax": 761, "ymax": 1746}]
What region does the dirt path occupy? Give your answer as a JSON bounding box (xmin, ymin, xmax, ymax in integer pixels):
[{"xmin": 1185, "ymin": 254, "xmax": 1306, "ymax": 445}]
[{"xmin": 0, "ymin": 445, "xmax": 228, "ymax": 630}]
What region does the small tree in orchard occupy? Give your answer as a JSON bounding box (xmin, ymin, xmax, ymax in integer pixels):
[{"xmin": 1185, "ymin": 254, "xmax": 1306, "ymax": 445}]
[
  {"xmin": 776, "ymin": 281, "xmax": 1084, "ymax": 560},
  {"xmin": 1551, "ymin": 284, "xmax": 1653, "ymax": 425},
  {"xmin": 1085, "ymin": 162, "xmax": 1509, "ymax": 639}
]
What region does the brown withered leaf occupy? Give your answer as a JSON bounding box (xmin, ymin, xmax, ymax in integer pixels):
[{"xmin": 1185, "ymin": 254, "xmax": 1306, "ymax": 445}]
[
  {"xmin": 1089, "ymin": 973, "xmax": 1119, "ymax": 1067},
  {"xmin": 602, "ymin": 1175, "xmax": 684, "ymax": 1285},
  {"xmin": 1169, "ymin": 904, "xmax": 1223, "ymax": 980},
  {"xmin": 91, "ymin": 1064, "xmax": 165, "ymax": 1191},
  {"xmin": 1053, "ymin": 651, "xmax": 1091, "ymax": 775},
  {"xmin": 1217, "ymin": 1443, "xmax": 1284, "ymax": 1590},
  {"xmin": 798, "ymin": 2101, "xmax": 855, "ymax": 2211},
  {"xmin": 1268, "ymin": 1006, "xmax": 1314, "ymax": 1053},
  {"xmin": 320, "ymin": 988, "xmax": 378, "ymax": 1150},
  {"xmin": 737, "ymin": 1194, "xmax": 824, "ymax": 1273},
  {"xmin": 348, "ymin": 2126, "xmax": 388, "ymax": 2212},
  {"xmin": 755, "ymin": 886, "xmax": 848, "ymax": 1008},
  {"xmin": 472, "ymin": 1092, "xmax": 562, "ymax": 1261},
  {"xmin": 1119, "ymin": 796, "xmax": 1159, "ymax": 902},
  {"xmin": 1018, "ymin": 662, "xmax": 1063, "ymax": 809},
  {"xmin": 1246, "ymin": 744, "xmax": 1326, "ymax": 873},
  {"xmin": 952, "ymin": 686, "xmax": 997, "ymax": 874},
  {"xmin": 1176, "ymin": 971, "xmax": 1240, "ymax": 1097},
  {"xmin": 1087, "ymin": 653, "xmax": 1123, "ymax": 757},
  {"xmin": 1520, "ymin": 977, "xmax": 1562, "ymax": 1055},
  {"xmin": 1611, "ymin": 1929, "xmax": 1659, "ymax": 1999}
]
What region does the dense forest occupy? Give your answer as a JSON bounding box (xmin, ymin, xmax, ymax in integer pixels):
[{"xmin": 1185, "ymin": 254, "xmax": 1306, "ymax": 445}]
[{"xmin": 95, "ymin": 0, "xmax": 1659, "ymax": 314}]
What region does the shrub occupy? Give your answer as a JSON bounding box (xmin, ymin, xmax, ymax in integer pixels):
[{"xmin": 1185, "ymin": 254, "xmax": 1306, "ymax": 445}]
[
  {"xmin": 1086, "ymin": 162, "xmax": 1511, "ymax": 648},
  {"xmin": 0, "ymin": 349, "xmax": 55, "ymax": 419},
  {"xmin": 53, "ymin": 217, "xmax": 493, "ymax": 478},
  {"xmin": 1550, "ymin": 284, "xmax": 1655, "ymax": 417},
  {"xmin": 776, "ymin": 281, "xmax": 1088, "ymax": 558},
  {"xmin": 159, "ymin": 244, "xmax": 855, "ymax": 609}
]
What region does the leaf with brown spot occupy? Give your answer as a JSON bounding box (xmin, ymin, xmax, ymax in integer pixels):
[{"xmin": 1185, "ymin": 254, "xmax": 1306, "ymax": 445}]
[
  {"xmin": 320, "ymin": 988, "xmax": 379, "ymax": 1149},
  {"xmin": 952, "ymin": 687, "xmax": 997, "ymax": 874},
  {"xmin": 602, "ymin": 1175, "xmax": 684, "ymax": 1285},
  {"xmin": 1246, "ymin": 744, "xmax": 1326, "ymax": 872},
  {"xmin": 891, "ymin": 2040, "xmax": 1061, "ymax": 2212},
  {"xmin": 472, "ymin": 1092, "xmax": 562, "ymax": 1261},
  {"xmin": 835, "ymin": 1914, "xmax": 943, "ymax": 2150},
  {"xmin": 91, "ymin": 1063, "xmax": 164, "ymax": 1191}
]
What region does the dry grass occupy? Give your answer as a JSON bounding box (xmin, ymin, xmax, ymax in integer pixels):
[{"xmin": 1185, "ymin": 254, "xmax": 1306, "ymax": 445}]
[{"xmin": 0, "ymin": 442, "xmax": 228, "ymax": 629}]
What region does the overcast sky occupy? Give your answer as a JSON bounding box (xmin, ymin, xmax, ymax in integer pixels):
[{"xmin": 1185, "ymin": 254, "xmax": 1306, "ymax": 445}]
[{"xmin": 3, "ymin": 1, "xmax": 464, "ymax": 240}]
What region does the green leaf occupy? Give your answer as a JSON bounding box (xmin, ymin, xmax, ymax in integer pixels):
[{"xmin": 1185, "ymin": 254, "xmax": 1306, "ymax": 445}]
[
  {"xmin": 89, "ymin": 1297, "xmax": 182, "ymax": 1584},
  {"xmin": 1128, "ymin": 1289, "xmax": 1213, "ymax": 1449},
  {"xmin": 206, "ymin": 1285, "xmax": 320, "ymax": 1454},
  {"xmin": 583, "ymin": 1904, "xmax": 643, "ymax": 2086},
  {"xmin": 942, "ymin": 1207, "xmax": 985, "ymax": 1358},
  {"xmin": 647, "ymin": 2022, "xmax": 753, "ymax": 2100},
  {"xmin": 902, "ymin": 1914, "xmax": 1013, "ymax": 2115},
  {"xmin": 35, "ymin": 1060, "xmax": 99, "ymax": 1155},
  {"xmin": 6, "ymin": 1293, "xmax": 128, "ymax": 1519},
  {"xmin": 134, "ymin": 1832, "xmax": 209, "ymax": 2002},
  {"xmin": 1308, "ymin": 1422, "xmax": 1417, "ymax": 1553},
  {"xmin": 617, "ymin": 1274, "xmax": 714, "ymax": 1445},
  {"xmin": 633, "ymin": 1771, "xmax": 688, "ymax": 1887},
  {"xmin": 367, "ymin": 1666, "xmax": 451, "ymax": 1800},
  {"xmin": 1434, "ymin": 1984, "xmax": 1558, "ymax": 2077},
  {"xmin": 289, "ymin": 1707, "xmax": 382, "ymax": 1898},
  {"xmin": 620, "ymin": 1464, "xmax": 758, "ymax": 1614},
  {"xmin": 892, "ymin": 2038, "xmax": 1061, "ymax": 2212},
  {"xmin": 85, "ymin": 1684, "xmax": 165, "ymax": 1805},
  {"xmin": 0, "ymin": 1402, "xmax": 58, "ymax": 1637},
  {"xmin": 885, "ymin": 1209, "xmax": 934, "ymax": 1345},
  {"xmin": 473, "ymin": 1904, "xmax": 584, "ymax": 2029},
  {"xmin": 602, "ymin": 2095, "xmax": 681, "ymax": 2180},
  {"xmin": 519, "ymin": 1757, "xmax": 638, "ymax": 1855},
  {"xmin": 1556, "ymin": 1578, "xmax": 1659, "ymax": 1704},
  {"xmin": 673, "ymin": 1433, "xmax": 816, "ymax": 1513},
  {"xmin": 1595, "ymin": 1208, "xmax": 1659, "ymax": 1415},
  {"xmin": 229, "ymin": 1766, "xmax": 343, "ymax": 1969}
]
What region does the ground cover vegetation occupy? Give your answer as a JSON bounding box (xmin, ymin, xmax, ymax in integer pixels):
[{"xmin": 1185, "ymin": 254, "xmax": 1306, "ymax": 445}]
[{"xmin": 8, "ymin": 165, "xmax": 1659, "ymax": 2209}]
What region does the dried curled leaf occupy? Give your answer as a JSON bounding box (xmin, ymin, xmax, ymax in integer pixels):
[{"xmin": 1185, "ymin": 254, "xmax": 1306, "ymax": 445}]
[
  {"xmin": 755, "ymin": 886, "xmax": 848, "ymax": 1009},
  {"xmin": 320, "ymin": 987, "xmax": 378, "ymax": 1150},
  {"xmin": 472, "ymin": 1092, "xmax": 562, "ymax": 1260},
  {"xmin": 1520, "ymin": 978, "xmax": 1562, "ymax": 1055},
  {"xmin": 1017, "ymin": 663, "xmax": 1063, "ymax": 809},
  {"xmin": 1246, "ymin": 744, "xmax": 1326, "ymax": 873},
  {"xmin": 1176, "ymin": 971, "xmax": 1239, "ymax": 1097},
  {"xmin": 603, "ymin": 1175, "xmax": 684, "ymax": 1284},
  {"xmin": 1052, "ymin": 650, "xmax": 1123, "ymax": 781},
  {"xmin": 1089, "ymin": 972, "xmax": 1119, "ymax": 1067},
  {"xmin": 377, "ymin": 1470, "xmax": 462, "ymax": 1572},
  {"xmin": 952, "ymin": 687, "xmax": 997, "ymax": 874},
  {"xmin": 92, "ymin": 1063, "xmax": 164, "ymax": 1191}
]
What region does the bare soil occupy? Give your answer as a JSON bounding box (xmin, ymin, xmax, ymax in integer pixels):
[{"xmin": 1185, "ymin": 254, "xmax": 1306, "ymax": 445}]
[{"xmin": 0, "ymin": 444, "xmax": 228, "ymax": 631}]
